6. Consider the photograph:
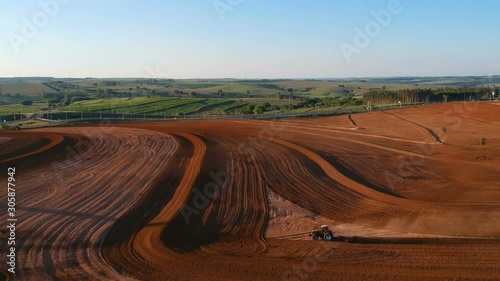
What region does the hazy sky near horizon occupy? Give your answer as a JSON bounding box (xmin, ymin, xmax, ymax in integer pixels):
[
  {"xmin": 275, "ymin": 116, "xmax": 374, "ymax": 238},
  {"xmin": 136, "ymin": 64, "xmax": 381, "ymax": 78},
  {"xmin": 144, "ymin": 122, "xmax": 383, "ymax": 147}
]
[{"xmin": 1, "ymin": 0, "xmax": 499, "ymax": 78}]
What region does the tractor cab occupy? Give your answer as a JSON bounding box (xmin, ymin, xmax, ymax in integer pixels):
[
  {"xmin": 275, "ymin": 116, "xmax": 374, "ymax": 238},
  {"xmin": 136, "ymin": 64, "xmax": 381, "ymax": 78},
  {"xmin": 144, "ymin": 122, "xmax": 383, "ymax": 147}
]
[{"xmin": 320, "ymin": 225, "xmax": 329, "ymax": 233}]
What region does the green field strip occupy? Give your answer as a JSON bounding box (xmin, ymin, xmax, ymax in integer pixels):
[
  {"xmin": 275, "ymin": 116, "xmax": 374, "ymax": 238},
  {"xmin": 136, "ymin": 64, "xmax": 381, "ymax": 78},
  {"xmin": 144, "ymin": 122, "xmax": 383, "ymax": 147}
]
[
  {"xmin": 183, "ymin": 100, "xmax": 235, "ymax": 115},
  {"xmin": 222, "ymin": 103, "xmax": 248, "ymax": 113}
]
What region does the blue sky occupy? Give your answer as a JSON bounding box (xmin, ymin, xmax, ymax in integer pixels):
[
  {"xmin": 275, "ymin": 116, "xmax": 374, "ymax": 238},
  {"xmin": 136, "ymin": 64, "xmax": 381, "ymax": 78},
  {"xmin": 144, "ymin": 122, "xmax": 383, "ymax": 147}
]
[{"xmin": 1, "ymin": 0, "xmax": 499, "ymax": 78}]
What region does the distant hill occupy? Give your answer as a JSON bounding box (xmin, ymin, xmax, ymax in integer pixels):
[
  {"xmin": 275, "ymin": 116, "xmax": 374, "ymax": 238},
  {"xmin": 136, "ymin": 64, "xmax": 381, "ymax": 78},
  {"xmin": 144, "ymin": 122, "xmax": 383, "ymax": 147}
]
[
  {"xmin": 0, "ymin": 77, "xmax": 56, "ymax": 84},
  {"xmin": 1, "ymin": 76, "xmax": 498, "ymax": 86},
  {"xmin": 321, "ymin": 76, "xmax": 500, "ymax": 87},
  {"xmin": 0, "ymin": 77, "xmax": 87, "ymax": 84}
]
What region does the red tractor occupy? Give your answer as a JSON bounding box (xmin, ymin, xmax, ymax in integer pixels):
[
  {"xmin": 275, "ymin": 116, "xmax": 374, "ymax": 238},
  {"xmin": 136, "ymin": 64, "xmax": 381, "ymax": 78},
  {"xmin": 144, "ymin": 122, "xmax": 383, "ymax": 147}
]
[{"xmin": 309, "ymin": 225, "xmax": 334, "ymax": 241}]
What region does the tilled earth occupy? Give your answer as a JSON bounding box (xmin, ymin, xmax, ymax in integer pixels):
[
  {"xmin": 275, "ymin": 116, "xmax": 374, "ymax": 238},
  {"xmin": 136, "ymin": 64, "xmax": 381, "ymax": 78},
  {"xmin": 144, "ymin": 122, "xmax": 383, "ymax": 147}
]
[{"xmin": 1, "ymin": 102, "xmax": 499, "ymax": 280}]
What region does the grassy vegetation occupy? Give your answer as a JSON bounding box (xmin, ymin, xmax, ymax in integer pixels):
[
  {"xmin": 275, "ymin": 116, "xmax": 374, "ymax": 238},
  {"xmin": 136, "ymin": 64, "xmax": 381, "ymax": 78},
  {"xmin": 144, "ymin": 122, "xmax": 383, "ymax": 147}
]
[
  {"xmin": 0, "ymin": 102, "xmax": 46, "ymax": 115},
  {"xmin": 176, "ymin": 83, "xmax": 226, "ymax": 89},
  {"xmin": 0, "ymin": 83, "xmax": 57, "ymax": 97},
  {"xmin": 0, "ymin": 77, "xmax": 497, "ymax": 121},
  {"xmin": 7, "ymin": 120, "xmax": 49, "ymax": 127},
  {"xmin": 56, "ymin": 97, "xmax": 299, "ymax": 115}
]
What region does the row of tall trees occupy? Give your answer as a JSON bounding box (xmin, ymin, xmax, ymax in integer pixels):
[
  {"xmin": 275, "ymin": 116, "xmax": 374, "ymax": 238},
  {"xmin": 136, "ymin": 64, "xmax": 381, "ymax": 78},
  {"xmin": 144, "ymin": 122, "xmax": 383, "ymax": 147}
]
[{"xmin": 363, "ymin": 87, "xmax": 497, "ymax": 106}]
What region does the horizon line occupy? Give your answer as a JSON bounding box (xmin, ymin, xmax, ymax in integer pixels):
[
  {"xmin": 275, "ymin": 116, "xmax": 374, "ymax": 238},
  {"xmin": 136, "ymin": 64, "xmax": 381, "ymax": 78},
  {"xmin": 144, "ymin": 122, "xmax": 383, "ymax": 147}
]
[{"xmin": 1, "ymin": 74, "xmax": 499, "ymax": 80}]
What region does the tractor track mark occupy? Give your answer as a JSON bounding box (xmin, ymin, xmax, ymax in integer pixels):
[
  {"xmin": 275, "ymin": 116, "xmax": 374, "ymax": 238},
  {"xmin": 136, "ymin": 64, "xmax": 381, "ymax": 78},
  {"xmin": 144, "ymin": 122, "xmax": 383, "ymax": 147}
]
[{"xmin": 382, "ymin": 111, "xmax": 443, "ymax": 143}]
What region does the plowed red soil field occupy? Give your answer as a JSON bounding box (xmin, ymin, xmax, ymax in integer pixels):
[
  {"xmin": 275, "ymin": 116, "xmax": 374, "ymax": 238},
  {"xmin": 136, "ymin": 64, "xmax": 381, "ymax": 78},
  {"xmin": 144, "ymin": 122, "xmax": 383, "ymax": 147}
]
[{"xmin": 1, "ymin": 102, "xmax": 499, "ymax": 280}]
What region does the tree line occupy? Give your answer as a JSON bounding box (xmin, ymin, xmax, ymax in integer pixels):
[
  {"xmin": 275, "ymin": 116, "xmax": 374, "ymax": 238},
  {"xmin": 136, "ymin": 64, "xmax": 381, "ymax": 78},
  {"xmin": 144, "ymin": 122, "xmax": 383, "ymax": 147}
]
[{"xmin": 363, "ymin": 86, "xmax": 498, "ymax": 106}]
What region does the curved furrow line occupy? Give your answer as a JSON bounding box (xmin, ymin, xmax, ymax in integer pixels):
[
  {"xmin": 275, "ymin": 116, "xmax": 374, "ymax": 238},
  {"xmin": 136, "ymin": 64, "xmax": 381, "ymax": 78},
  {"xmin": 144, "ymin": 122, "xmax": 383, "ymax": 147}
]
[
  {"xmin": 101, "ymin": 133, "xmax": 196, "ymax": 278},
  {"xmin": 295, "ymin": 135, "xmax": 446, "ymax": 200},
  {"xmin": 352, "ymin": 111, "xmax": 435, "ymax": 142},
  {"xmin": 0, "ymin": 136, "xmax": 12, "ymax": 145},
  {"xmin": 0, "ymin": 136, "xmax": 48, "ymax": 160},
  {"xmin": 59, "ymin": 131, "xmax": 179, "ymax": 276},
  {"xmin": 250, "ymin": 136, "xmax": 402, "ymax": 222},
  {"xmin": 17, "ymin": 133, "xmax": 134, "ymax": 213},
  {"xmin": 295, "ymin": 129, "xmax": 436, "ymax": 159},
  {"xmin": 257, "ymin": 135, "xmax": 500, "ymax": 237},
  {"xmin": 255, "ymin": 118, "xmax": 358, "ymax": 131},
  {"xmin": 1, "ymin": 104, "xmax": 499, "ymax": 281},
  {"xmin": 234, "ymin": 120, "xmax": 438, "ymax": 145},
  {"xmin": 217, "ymin": 135, "xmax": 385, "ymax": 225},
  {"xmin": 147, "ymin": 119, "xmax": 500, "ymax": 236},
  {"xmin": 199, "ymin": 136, "xmax": 269, "ymax": 255},
  {"xmin": 128, "ymin": 132, "xmax": 206, "ymax": 272},
  {"xmin": 284, "ymin": 129, "xmax": 500, "ymax": 205},
  {"xmin": 382, "ymin": 111, "xmax": 443, "ymax": 143},
  {"xmin": 103, "ymin": 131, "xmax": 270, "ymax": 279},
  {"xmin": 20, "ymin": 130, "xmax": 169, "ymax": 208},
  {"xmin": 11, "ymin": 132, "xmax": 119, "ymax": 206},
  {"xmin": 259, "ymin": 136, "xmax": 403, "ymax": 205},
  {"xmin": 0, "ymin": 132, "xmax": 66, "ymax": 164},
  {"xmin": 259, "ymin": 123, "xmax": 500, "ymax": 205},
  {"xmin": 9, "ymin": 127, "xmax": 179, "ymax": 280},
  {"xmin": 241, "ymin": 137, "xmax": 394, "ymax": 224}
]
